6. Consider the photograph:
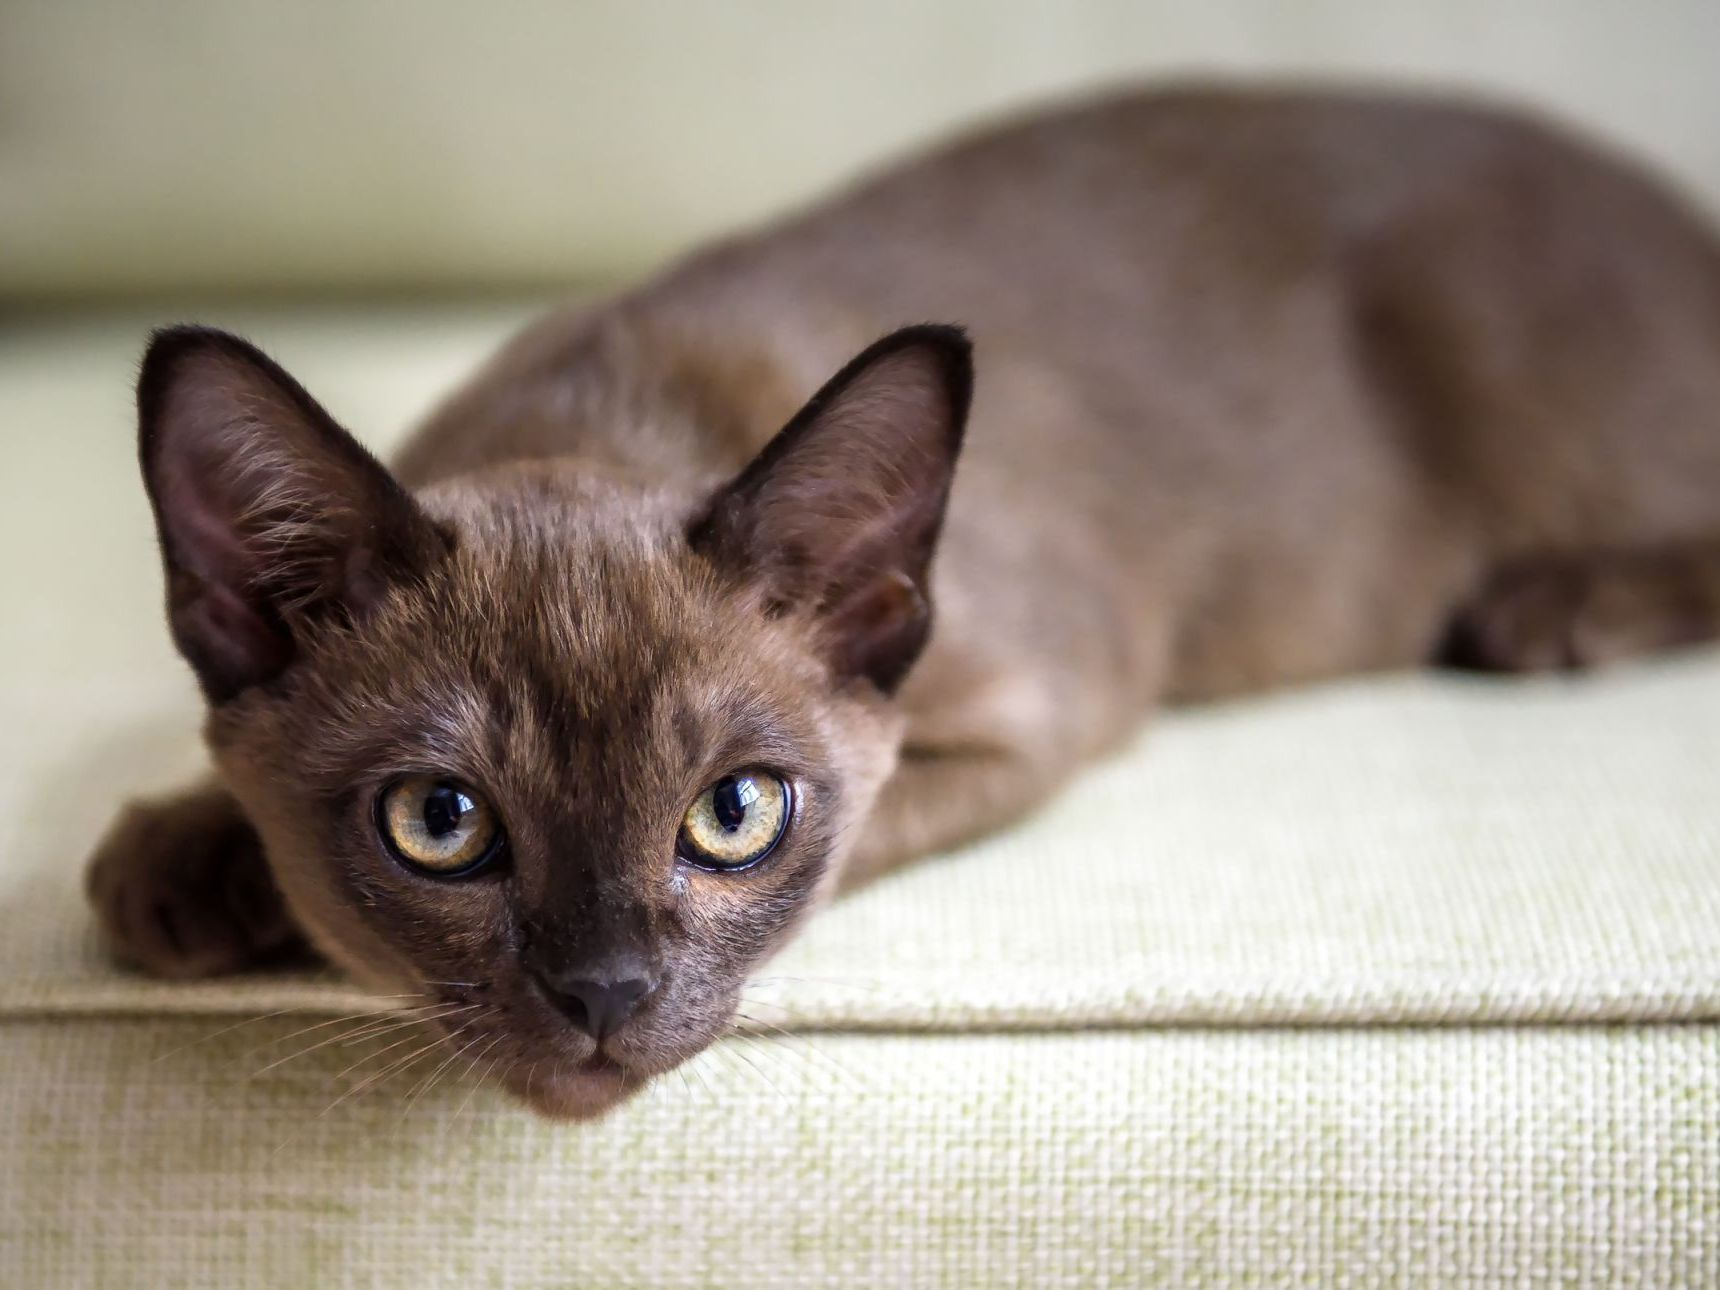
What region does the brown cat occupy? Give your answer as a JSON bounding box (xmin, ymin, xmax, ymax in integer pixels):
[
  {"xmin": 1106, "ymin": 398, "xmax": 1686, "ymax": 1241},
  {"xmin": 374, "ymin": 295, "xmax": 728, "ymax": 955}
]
[{"xmin": 85, "ymin": 86, "xmax": 1720, "ymax": 1119}]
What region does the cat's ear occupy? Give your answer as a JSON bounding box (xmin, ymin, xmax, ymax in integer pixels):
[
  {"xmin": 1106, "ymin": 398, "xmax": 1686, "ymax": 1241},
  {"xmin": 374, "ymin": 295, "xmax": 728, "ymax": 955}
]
[
  {"xmin": 690, "ymin": 324, "xmax": 973, "ymax": 693},
  {"xmin": 137, "ymin": 326, "xmax": 447, "ymax": 702}
]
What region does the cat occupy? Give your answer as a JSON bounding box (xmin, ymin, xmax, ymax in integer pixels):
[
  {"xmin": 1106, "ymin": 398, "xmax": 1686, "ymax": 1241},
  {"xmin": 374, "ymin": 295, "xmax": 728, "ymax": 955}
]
[{"xmin": 85, "ymin": 86, "xmax": 1720, "ymax": 1119}]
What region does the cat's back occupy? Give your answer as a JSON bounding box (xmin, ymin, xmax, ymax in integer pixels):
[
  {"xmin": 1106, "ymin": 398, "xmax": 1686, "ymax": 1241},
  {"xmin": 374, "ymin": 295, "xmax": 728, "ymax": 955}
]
[
  {"xmin": 654, "ymin": 84, "xmax": 1665, "ymax": 357},
  {"xmin": 402, "ymin": 83, "xmax": 1720, "ymax": 749},
  {"xmin": 656, "ymin": 84, "xmax": 1720, "ymax": 715},
  {"xmin": 642, "ymin": 82, "xmax": 1720, "ymax": 523},
  {"xmin": 417, "ymin": 84, "xmax": 1717, "ymax": 486}
]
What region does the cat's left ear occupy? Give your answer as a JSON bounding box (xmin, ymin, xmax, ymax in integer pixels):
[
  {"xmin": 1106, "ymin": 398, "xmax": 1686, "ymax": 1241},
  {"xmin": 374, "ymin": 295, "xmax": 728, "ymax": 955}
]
[{"xmin": 690, "ymin": 324, "xmax": 973, "ymax": 693}]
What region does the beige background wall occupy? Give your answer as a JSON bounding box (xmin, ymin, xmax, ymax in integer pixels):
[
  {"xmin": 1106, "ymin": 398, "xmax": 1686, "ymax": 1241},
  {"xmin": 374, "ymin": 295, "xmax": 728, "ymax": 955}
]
[{"xmin": 3, "ymin": 0, "xmax": 1719, "ymax": 299}]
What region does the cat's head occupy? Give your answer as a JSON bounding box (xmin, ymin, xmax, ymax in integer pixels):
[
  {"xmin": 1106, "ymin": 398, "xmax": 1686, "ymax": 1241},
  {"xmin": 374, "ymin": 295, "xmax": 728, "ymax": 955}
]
[{"xmin": 136, "ymin": 321, "xmax": 970, "ymax": 1118}]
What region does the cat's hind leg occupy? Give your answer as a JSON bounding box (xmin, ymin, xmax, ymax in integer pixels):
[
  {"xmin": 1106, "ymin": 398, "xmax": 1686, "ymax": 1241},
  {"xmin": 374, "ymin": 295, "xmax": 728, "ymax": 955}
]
[
  {"xmin": 85, "ymin": 779, "xmax": 308, "ymax": 978},
  {"xmin": 1438, "ymin": 541, "xmax": 1720, "ymax": 672}
]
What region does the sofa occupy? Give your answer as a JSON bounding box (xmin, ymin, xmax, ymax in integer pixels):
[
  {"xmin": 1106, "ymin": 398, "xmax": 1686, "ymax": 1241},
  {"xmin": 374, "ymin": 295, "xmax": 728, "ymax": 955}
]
[{"xmin": 4, "ymin": 4, "xmax": 1719, "ymax": 1284}]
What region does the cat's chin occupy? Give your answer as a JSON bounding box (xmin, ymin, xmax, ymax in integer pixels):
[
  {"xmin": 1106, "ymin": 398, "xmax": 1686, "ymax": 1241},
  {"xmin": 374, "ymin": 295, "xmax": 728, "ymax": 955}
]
[{"xmin": 504, "ymin": 1053, "xmax": 653, "ymax": 1121}]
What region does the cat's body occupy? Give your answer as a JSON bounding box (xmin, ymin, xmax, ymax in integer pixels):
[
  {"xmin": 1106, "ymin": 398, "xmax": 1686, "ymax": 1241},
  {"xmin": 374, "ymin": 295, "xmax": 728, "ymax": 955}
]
[
  {"xmin": 394, "ymin": 86, "xmax": 1720, "ymax": 874},
  {"xmin": 87, "ymin": 87, "xmax": 1720, "ymax": 1117}
]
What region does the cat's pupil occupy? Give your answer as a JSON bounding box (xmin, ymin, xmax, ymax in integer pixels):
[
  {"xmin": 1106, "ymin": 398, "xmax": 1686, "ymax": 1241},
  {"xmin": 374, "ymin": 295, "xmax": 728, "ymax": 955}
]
[
  {"xmin": 712, "ymin": 775, "xmax": 759, "ymax": 833},
  {"xmin": 422, "ymin": 785, "xmax": 471, "ymax": 838}
]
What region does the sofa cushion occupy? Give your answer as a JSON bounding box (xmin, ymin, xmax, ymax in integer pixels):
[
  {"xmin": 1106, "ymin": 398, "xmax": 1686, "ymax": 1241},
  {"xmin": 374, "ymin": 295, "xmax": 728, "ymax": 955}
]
[
  {"xmin": 5, "ymin": 1020, "xmax": 1715, "ymax": 1285},
  {"xmin": 3, "ymin": 305, "xmax": 1718, "ymax": 1283},
  {"xmin": 7, "ymin": 306, "xmax": 1720, "ymax": 1031}
]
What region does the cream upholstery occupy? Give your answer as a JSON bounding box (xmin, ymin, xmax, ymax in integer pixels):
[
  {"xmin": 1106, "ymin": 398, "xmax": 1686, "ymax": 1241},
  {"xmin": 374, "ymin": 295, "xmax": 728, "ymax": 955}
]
[
  {"xmin": 4, "ymin": 2, "xmax": 1720, "ymax": 1282},
  {"xmin": 3, "ymin": 308, "xmax": 1719, "ymax": 1283}
]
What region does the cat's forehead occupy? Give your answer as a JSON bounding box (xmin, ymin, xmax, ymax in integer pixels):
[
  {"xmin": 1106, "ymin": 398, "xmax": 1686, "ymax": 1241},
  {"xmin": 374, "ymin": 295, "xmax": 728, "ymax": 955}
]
[
  {"xmin": 410, "ymin": 465, "xmax": 712, "ymax": 638},
  {"xmin": 397, "ymin": 494, "xmax": 735, "ymax": 714},
  {"xmin": 289, "ymin": 477, "xmax": 823, "ymax": 786}
]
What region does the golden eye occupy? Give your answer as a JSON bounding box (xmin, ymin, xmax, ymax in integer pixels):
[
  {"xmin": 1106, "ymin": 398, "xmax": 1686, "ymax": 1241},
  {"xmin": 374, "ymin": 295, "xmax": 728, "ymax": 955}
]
[
  {"xmin": 378, "ymin": 777, "xmax": 504, "ymax": 876},
  {"xmin": 679, "ymin": 770, "xmax": 791, "ymax": 870}
]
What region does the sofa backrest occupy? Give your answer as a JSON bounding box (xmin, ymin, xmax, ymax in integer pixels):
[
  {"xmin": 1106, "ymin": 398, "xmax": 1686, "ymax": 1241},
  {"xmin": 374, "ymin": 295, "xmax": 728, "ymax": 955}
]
[{"xmin": 3, "ymin": 0, "xmax": 1717, "ymax": 299}]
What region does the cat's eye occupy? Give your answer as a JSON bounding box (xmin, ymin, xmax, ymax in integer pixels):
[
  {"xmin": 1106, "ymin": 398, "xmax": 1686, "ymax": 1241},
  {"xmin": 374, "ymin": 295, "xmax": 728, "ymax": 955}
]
[
  {"xmin": 679, "ymin": 770, "xmax": 791, "ymax": 870},
  {"xmin": 378, "ymin": 777, "xmax": 505, "ymax": 876}
]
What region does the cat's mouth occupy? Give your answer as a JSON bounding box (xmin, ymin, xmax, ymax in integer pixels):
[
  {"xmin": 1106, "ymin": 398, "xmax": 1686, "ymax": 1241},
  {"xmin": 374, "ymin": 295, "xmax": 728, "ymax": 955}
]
[
  {"xmin": 416, "ymin": 984, "xmax": 713, "ymax": 1120},
  {"xmin": 502, "ymin": 1048, "xmax": 646, "ymax": 1120},
  {"xmin": 576, "ymin": 1052, "xmax": 626, "ymax": 1078}
]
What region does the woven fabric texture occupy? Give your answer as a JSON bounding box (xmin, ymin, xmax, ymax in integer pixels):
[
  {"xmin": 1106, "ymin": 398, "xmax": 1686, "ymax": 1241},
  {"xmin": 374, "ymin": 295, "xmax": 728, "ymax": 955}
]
[
  {"xmin": 3, "ymin": 307, "xmax": 1718, "ymax": 1283},
  {"xmin": 3, "ymin": 1021, "xmax": 1716, "ymax": 1287}
]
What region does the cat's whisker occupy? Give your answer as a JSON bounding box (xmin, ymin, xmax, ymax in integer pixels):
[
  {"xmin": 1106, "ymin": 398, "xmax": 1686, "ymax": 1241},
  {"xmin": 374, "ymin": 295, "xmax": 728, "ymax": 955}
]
[
  {"xmin": 732, "ymin": 1008, "xmax": 872, "ymax": 1094},
  {"xmin": 314, "ymin": 1030, "xmax": 424, "ymax": 1090},
  {"xmin": 263, "ymin": 1009, "xmax": 415, "ymax": 1050},
  {"xmin": 753, "ymin": 1027, "xmax": 869, "ymax": 1101},
  {"xmin": 358, "ymin": 1013, "xmax": 486, "ymax": 1096},
  {"xmin": 723, "ymin": 1025, "xmax": 828, "ymax": 1094},
  {"xmin": 524, "ymin": 1058, "xmax": 542, "ymax": 1107},
  {"xmin": 452, "ymin": 1037, "xmax": 506, "ymax": 1120},
  {"xmin": 242, "ymin": 1002, "xmax": 478, "ymax": 1079},
  {"xmin": 231, "ymin": 1003, "xmax": 432, "ymax": 1063},
  {"xmin": 433, "ymin": 1032, "xmax": 494, "ymax": 1104},
  {"xmin": 375, "ymin": 1039, "xmax": 467, "ymax": 1131},
  {"xmin": 310, "ymin": 1031, "xmax": 451, "ymax": 1125},
  {"xmin": 390, "ymin": 1010, "xmax": 501, "ymax": 1127},
  {"xmin": 403, "ymin": 1030, "xmax": 489, "ymax": 1116},
  {"xmin": 739, "ymin": 990, "xmax": 888, "ymax": 1020},
  {"xmin": 715, "ymin": 1036, "xmax": 793, "ymax": 1108},
  {"xmin": 745, "ymin": 974, "xmax": 894, "ymax": 999},
  {"xmin": 753, "ymin": 1018, "xmax": 866, "ymax": 1093},
  {"xmin": 680, "ymin": 1050, "xmax": 721, "ymax": 1104},
  {"xmin": 149, "ymin": 1005, "xmax": 335, "ymax": 1065},
  {"xmin": 475, "ymin": 1056, "xmax": 506, "ymax": 1106},
  {"xmin": 173, "ymin": 993, "xmax": 446, "ymax": 1072},
  {"xmin": 673, "ymin": 1066, "xmax": 694, "ymax": 1102},
  {"xmin": 322, "ymin": 1010, "xmax": 477, "ymax": 1088},
  {"xmin": 262, "ymin": 1032, "xmax": 450, "ymax": 1165},
  {"xmin": 245, "ymin": 1002, "xmax": 476, "ymax": 1076},
  {"xmin": 736, "ymin": 990, "xmax": 894, "ymax": 1069},
  {"xmin": 180, "ymin": 994, "xmax": 462, "ymax": 1083},
  {"xmin": 677, "ymin": 1052, "xmax": 712, "ymax": 1107},
  {"xmin": 236, "ymin": 1014, "xmax": 407, "ymax": 1078}
]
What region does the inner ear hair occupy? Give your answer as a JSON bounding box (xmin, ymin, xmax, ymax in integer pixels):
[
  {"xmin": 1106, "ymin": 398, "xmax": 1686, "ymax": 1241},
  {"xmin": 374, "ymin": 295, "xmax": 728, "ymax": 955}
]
[
  {"xmin": 690, "ymin": 323, "xmax": 974, "ymax": 692},
  {"xmin": 138, "ymin": 325, "xmax": 445, "ymax": 701}
]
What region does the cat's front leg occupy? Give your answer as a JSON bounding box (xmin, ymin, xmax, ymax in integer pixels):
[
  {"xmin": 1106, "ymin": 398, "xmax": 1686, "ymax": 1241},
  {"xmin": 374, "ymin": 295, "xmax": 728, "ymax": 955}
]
[
  {"xmin": 839, "ymin": 745, "xmax": 1068, "ymax": 891},
  {"xmin": 85, "ymin": 779, "xmax": 307, "ymax": 979}
]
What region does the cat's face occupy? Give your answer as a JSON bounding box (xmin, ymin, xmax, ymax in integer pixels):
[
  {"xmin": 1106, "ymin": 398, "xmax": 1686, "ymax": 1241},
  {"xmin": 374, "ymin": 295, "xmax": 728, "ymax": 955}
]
[{"xmin": 136, "ymin": 323, "xmax": 970, "ymax": 1118}]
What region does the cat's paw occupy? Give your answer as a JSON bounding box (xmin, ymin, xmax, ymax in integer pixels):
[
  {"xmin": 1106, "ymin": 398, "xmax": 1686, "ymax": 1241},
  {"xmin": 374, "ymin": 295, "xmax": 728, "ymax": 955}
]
[
  {"xmin": 1442, "ymin": 561, "xmax": 1593, "ymax": 672},
  {"xmin": 1443, "ymin": 552, "xmax": 1720, "ymax": 673},
  {"xmin": 84, "ymin": 785, "xmax": 305, "ymax": 979}
]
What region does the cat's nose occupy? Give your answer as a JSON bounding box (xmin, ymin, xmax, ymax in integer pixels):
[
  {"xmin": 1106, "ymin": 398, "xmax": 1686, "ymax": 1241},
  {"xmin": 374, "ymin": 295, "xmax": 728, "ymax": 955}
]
[{"xmin": 532, "ymin": 962, "xmax": 657, "ymax": 1040}]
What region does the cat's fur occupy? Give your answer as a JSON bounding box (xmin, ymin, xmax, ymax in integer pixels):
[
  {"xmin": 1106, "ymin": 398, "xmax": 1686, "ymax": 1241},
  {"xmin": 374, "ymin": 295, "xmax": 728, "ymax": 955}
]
[{"xmin": 86, "ymin": 86, "xmax": 1720, "ymax": 1118}]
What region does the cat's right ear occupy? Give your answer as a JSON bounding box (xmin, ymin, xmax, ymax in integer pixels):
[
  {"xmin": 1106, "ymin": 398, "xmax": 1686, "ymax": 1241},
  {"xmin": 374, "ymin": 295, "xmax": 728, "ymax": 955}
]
[{"xmin": 137, "ymin": 326, "xmax": 447, "ymax": 702}]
